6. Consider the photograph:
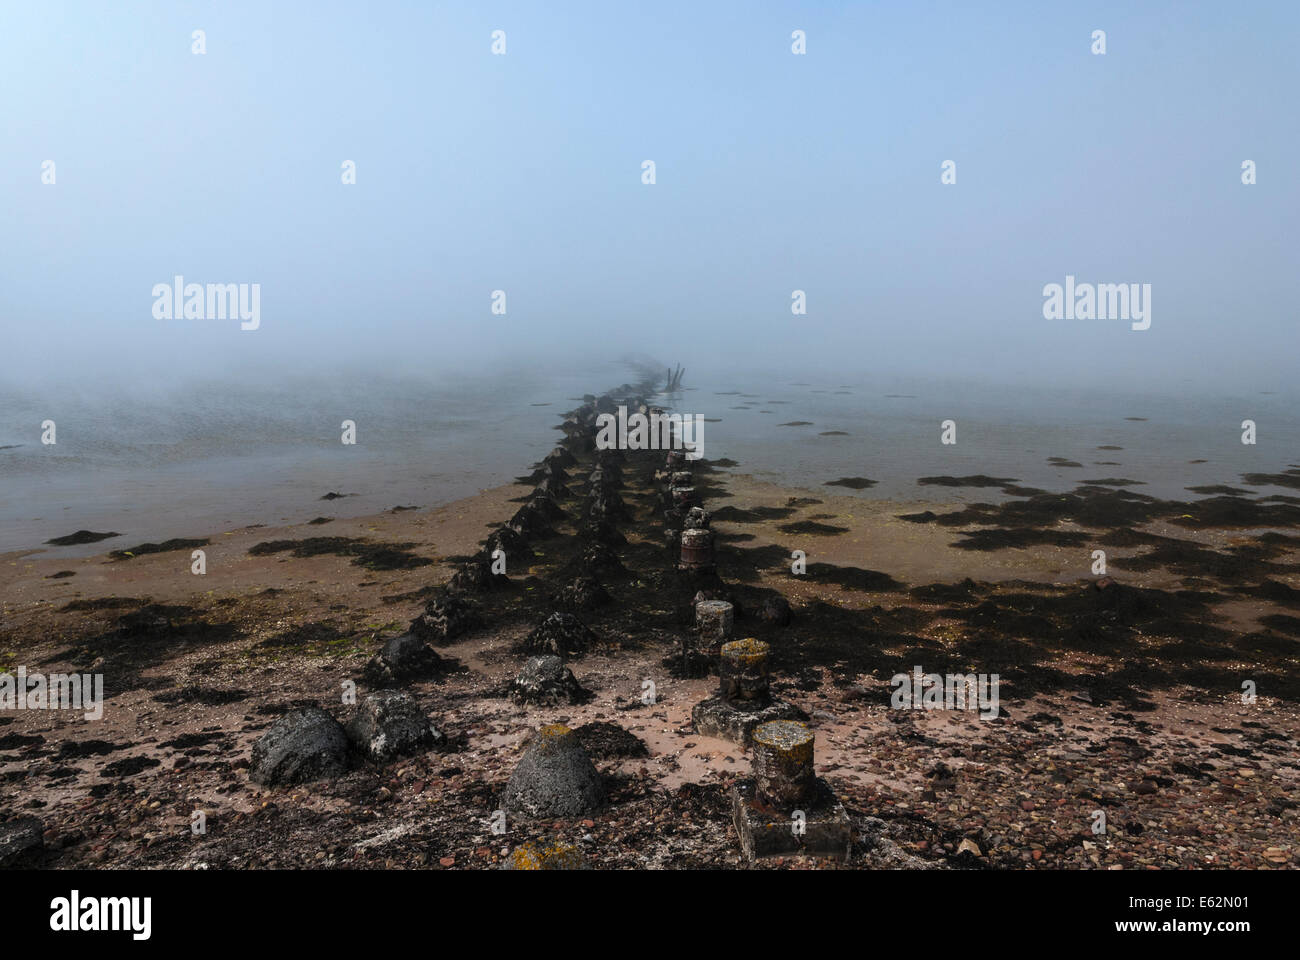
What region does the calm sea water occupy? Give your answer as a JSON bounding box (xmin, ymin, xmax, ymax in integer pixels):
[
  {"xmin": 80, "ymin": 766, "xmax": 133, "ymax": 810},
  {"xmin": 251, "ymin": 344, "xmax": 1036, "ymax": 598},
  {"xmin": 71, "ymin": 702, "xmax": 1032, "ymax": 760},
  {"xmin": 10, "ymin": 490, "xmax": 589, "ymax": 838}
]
[
  {"xmin": 0, "ymin": 369, "xmax": 608, "ymax": 554},
  {"xmin": 3, "ymin": 370, "xmax": 1297, "ymax": 554},
  {"xmin": 674, "ymin": 377, "xmax": 1300, "ymax": 504}
]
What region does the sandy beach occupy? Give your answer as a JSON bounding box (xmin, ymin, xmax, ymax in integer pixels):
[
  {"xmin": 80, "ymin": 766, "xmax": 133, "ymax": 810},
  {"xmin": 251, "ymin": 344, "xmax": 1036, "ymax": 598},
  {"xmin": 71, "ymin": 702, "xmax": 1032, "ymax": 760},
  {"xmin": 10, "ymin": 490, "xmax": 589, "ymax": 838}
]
[{"xmin": 2, "ymin": 387, "xmax": 1298, "ymax": 870}]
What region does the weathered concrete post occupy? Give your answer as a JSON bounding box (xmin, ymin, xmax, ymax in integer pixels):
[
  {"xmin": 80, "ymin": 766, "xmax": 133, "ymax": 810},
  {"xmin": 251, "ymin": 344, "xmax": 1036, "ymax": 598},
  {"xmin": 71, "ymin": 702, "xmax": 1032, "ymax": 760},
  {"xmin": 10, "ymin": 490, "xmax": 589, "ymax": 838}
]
[
  {"xmin": 691, "ymin": 638, "xmax": 803, "ymax": 747},
  {"xmin": 751, "ymin": 720, "xmax": 815, "ymax": 810},
  {"xmin": 676, "ymin": 597, "xmax": 731, "ymax": 679},
  {"xmin": 678, "ymin": 527, "xmax": 715, "ymax": 572},
  {"xmin": 731, "ymin": 719, "xmax": 851, "ymax": 862},
  {"xmin": 669, "ymin": 484, "xmax": 698, "ymax": 510},
  {"xmin": 718, "ymin": 637, "xmax": 768, "ymax": 701},
  {"xmin": 683, "ymin": 506, "xmax": 709, "ymax": 529},
  {"xmin": 695, "ymin": 599, "xmax": 734, "ymax": 647}
]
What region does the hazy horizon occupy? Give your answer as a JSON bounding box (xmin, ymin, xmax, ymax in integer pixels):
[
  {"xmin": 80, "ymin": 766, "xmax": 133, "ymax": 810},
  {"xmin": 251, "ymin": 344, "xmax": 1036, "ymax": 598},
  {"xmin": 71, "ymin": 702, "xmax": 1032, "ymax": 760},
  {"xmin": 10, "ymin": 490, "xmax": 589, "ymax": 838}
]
[{"xmin": 4, "ymin": 1, "xmax": 1298, "ymax": 396}]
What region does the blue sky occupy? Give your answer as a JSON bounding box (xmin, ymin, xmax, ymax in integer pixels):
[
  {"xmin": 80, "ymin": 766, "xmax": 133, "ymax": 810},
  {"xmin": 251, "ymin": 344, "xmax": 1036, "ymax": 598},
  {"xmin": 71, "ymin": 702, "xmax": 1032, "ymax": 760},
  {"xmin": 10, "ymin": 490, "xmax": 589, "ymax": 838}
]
[{"xmin": 2, "ymin": 0, "xmax": 1296, "ymax": 392}]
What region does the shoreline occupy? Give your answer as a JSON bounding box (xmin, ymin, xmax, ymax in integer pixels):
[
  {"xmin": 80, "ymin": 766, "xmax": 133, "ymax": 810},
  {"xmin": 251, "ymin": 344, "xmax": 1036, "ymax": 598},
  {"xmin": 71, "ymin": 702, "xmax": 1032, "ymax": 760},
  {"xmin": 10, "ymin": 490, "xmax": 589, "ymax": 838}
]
[
  {"xmin": 1, "ymin": 382, "xmax": 1298, "ymax": 870},
  {"xmin": 10, "ymin": 374, "xmax": 1300, "ymax": 557}
]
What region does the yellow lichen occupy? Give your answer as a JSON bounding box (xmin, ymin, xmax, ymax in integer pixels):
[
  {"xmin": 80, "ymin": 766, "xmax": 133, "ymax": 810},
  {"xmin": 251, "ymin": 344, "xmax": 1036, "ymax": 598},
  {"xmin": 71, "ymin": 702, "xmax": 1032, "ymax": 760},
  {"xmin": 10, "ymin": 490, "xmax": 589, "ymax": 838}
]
[
  {"xmin": 753, "ymin": 720, "xmax": 814, "ymax": 763},
  {"xmin": 533, "ymin": 723, "xmax": 576, "ymax": 755},
  {"xmin": 721, "ymin": 637, "xmax": 769, "ymax": 666},
  {"xmin": 509, "ymin": 840, "xmax": 583, "ymax": 870}
]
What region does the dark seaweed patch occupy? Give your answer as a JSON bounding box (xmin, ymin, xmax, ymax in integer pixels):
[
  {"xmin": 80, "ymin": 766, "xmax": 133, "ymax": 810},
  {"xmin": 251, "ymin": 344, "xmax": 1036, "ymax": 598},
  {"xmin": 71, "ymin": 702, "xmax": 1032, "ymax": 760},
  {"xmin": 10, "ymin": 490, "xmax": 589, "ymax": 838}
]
[
  {"xmin": 573, "ymin": 721, "xmax": 648, "ymax": 759},
  {"xmin": 917, "ymin": 475, "xmax": 1018, "ymax": 488},
  {"xmin": 1241, "ymin": 470, "xmax": 1300, "ymax": 491},
  {"xmin": 824, "ymin": 477, "xmax": 876, "ymax": 489},
  {"xmin": 776, "ymin": 519, "xmax": 850, "ymax": 536},
  {"xmin": 916, "ymin": 486, "xmax": 1300, "ymax": 533},
  {"xmin": 711, "ymin": 505, "xmax": 796, "ymax": 523},
  {"xmin": 45, "ymin": 530, "xmax": 120, "ymax": 546},
  {"xmin": 110, "ymin": 538, "xmax": 209, "ymax": 560},
  {"xmin": 248, "ymin": 537, "xmax": 432, "ymax": 570}
]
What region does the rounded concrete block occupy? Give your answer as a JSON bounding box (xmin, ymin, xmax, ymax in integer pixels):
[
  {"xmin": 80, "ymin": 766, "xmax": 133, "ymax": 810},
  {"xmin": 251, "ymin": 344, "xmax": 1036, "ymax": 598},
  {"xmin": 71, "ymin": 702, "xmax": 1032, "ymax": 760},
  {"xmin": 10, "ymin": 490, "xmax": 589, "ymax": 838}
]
[
  {"xmin": 678, "ymin": 526, "xmax": 714, "ymax": 569},
  {"xmin": 696, "ymin": 599, "xmax": 734, "ymax": 643},
  {"xmin": 752, "ymin": 720, "xmax": 815, "ymax": 810},
  {"xmin": 719, "ymin": 637, "xmax": 769, "ymax": 701}
]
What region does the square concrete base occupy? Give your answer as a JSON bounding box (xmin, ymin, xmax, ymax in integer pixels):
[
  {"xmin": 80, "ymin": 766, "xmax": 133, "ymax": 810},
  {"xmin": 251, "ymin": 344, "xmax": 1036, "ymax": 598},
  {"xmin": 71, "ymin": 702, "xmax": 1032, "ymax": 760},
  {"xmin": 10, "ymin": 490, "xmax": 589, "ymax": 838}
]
[
  {"xmin": 691, "ymin": 696, "xmax": 806, "ymax": 748},
  {"xmin": 731, "ymin": 778, "xmax": 852, "ymax": 863}
]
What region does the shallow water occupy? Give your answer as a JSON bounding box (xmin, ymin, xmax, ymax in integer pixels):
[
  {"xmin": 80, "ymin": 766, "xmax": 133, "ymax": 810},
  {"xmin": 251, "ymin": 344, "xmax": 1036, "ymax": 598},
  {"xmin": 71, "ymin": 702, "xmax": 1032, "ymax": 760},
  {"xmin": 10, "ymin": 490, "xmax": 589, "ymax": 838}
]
[
  {"xmin": 0, "ymin": 370, "xmax": 606, "ymax": 552},
  {"xmin": 666, "ymin": 377, "xmax": 1300, "ymax": 503},
  {"xmin": 3, "ymin": 370, "xmax": 1297, "ymax": 553}
]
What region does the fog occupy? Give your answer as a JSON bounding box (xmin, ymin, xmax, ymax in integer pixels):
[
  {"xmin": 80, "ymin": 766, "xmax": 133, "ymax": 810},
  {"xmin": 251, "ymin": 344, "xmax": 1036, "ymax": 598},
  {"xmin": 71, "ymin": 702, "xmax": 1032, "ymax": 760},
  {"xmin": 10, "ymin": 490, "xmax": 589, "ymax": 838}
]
[{"xmin": 3, "ymin": 0, "xmax": 1297, "ymax": 398}]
